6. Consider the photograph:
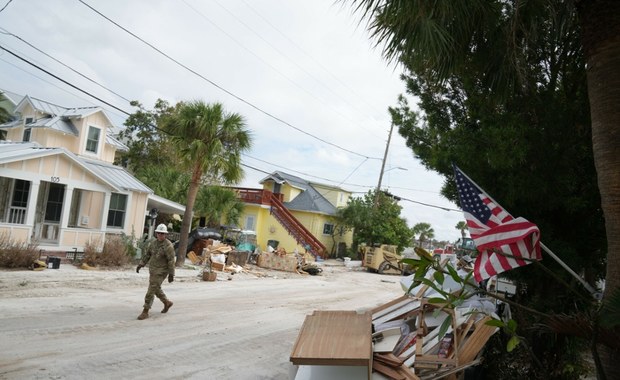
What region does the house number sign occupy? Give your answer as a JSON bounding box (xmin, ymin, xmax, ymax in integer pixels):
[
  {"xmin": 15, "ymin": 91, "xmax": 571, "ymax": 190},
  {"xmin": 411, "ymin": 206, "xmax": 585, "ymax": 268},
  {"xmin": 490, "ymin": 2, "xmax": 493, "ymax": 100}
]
[{"xmin": 50, "ymin": 176, "xmax": 60, "ymax": 183}]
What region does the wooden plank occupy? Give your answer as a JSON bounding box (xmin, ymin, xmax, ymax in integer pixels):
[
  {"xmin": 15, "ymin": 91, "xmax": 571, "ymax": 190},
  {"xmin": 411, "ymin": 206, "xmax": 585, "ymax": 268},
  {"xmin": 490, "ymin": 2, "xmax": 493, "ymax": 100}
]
[
  {"xmin": 371, "ymin": 295, "xmax": 412, "ymax": 317},
  {"xmin": 373, "ymin": 300, "xmax": 421, "ymax": 326},
  {"xmin": 458, "ymin": 316, "xmax": 497, "ymax": 364},
  {"xmin": 290, "ymin": 311, "xmax": 372, "ymax": 366},
  {"xmin": 373, "ymin": 361, "xmax": 406, "ymax": 380}
]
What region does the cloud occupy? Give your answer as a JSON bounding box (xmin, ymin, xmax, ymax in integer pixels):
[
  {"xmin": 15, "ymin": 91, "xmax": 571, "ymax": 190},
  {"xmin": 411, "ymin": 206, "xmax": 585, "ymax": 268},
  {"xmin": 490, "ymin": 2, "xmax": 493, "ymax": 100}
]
[{"xmin": 0, "ymin": 0, "xmax": 465, "ymax": 241}]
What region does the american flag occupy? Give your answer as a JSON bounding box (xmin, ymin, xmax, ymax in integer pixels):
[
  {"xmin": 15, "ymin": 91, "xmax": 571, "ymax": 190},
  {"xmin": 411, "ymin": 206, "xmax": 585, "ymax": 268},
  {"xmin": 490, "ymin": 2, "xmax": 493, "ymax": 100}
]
[{"xmin": 453, "ymin": 164, "xmax": 541, "ymax": 282}]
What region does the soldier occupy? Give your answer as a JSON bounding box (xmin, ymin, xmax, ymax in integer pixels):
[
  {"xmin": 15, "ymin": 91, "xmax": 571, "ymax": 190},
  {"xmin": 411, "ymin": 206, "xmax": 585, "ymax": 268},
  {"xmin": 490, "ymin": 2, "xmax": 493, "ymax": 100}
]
[{"xmin": 136, "ymin": 223, "xmax": 175, "ymax": 320}]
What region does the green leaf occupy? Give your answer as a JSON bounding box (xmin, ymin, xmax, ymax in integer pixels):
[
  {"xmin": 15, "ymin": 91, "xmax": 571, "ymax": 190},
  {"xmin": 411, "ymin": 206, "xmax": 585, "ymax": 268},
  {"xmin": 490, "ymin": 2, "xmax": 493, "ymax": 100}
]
[
  {"xmin": 401, "ymin": 258, "xmax": 421, "ymax": 267},
  {"xmin": 421, "ymin": 278, "xmax": 448, "ymax": 296},
  {"xmin": 485, "ymin": 319, "xmax": 505, "ymax": 328},
  {"xmin": 507, "ymin": 335, "xmax": 520, "ymax": 352},
  {"xmin": 407, "ymin": 280, "xmax": 422, "ymax": 292},
  {"xmin": 414, "ymin": 264, "xmax": 428, "ymax": 281},
  {"xmin": 434, "ymin": 270, "xmax": 445, "ymax": 285},
  {"xmin": 507, "ymin": 319, "xmax": 517, "ymax": 332},
  {"xmin": 438, "ymin": 314, "xmax": 453, "ymax": 340},
  {"xmin": 445, "ymin": 264, "xmax": 460, "ymax": 283},
  {"xmin": 428, "ymin": 297, "xmax": 447, "ymax": 304}
]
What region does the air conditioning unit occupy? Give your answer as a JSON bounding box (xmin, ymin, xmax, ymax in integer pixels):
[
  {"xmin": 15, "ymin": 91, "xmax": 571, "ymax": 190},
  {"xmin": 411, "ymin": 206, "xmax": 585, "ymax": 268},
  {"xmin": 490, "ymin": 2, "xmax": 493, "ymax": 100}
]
[{"xmin": 81, "ymin": 216, "xmax": 89, "ymax": 225}]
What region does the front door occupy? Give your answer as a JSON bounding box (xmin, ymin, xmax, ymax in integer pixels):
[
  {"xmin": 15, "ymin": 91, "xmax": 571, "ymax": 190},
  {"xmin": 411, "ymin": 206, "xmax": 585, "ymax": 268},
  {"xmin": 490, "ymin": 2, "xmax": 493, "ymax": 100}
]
[{"xmin": 35, "ymin": 182, "xmax": 65, "ymax": 242}]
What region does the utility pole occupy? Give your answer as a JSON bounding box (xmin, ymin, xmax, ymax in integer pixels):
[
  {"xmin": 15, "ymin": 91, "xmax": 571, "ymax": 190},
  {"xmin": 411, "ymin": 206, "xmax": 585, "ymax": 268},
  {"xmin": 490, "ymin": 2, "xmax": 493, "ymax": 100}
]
[{"xmin": 374, "ymin": 123, "xmax": 394, "ymax": 208}]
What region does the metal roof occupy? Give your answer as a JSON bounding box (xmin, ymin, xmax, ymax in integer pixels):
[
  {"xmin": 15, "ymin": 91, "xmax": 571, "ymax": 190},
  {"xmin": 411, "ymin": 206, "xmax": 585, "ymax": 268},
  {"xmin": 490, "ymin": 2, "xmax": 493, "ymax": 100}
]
[
  {"xmin": 0, "ymin": 141, "xmax": 151, "ymax": 194},
  {"xmin": 0, "ymin": 141, "xmax": 59, "ymax": 163},
  {"xmin": 19, "ymin": 95, "xmax": 68, "ymax": 116},
  {"xmin": 105, "ymin": 133, "xmax": 128, "ymax": 152},
  {"xmin": 260, "ymin": 171, "xmax": 338, "ymax": 215},
  {"xmin": 0, "ymin": 89, "xmax": 23, "ymax": 106},
  {"xmin": 28, "ymin": 116, "xmax": 79, "ymax": 136},
  {"xmin": 148, "ymin": 193, "xmax": 185, "ymax": 215},
  {"xmin": 79, "ymin": 158, "xmax": 152, "ymax": 193}
]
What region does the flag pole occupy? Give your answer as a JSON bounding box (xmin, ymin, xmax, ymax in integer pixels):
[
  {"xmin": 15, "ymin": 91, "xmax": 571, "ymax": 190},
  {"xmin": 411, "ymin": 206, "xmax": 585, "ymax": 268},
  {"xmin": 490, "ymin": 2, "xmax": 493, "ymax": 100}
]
[
  {"xmin": 540, "ymin": 242, "xmax": 597, "ymax": 296},
  {"xmin": 454, "ymin": 165, "xmax": 598, "ymax": 297}
]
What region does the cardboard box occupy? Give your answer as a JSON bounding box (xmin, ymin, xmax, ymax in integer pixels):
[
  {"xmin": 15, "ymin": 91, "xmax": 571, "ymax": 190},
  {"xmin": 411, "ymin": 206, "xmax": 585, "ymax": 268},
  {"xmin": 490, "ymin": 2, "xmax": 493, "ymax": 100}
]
[{"xmin": 211, "ymin": 262, "xmax": 225, "ymax": 272}]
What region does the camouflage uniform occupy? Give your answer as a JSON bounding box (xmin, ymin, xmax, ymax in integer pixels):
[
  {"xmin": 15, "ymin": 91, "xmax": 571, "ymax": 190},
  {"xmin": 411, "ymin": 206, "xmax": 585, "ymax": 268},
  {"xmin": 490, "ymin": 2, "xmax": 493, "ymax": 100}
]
[{"xmin": 139, "ymin": 238, "xmax": 175, "ymax": 310}]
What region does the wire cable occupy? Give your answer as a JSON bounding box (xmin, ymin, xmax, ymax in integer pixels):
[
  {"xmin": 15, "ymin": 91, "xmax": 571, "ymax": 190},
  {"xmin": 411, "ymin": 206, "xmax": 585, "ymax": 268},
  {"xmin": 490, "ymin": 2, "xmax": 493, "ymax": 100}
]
[
  {"xmin": 78, "ymin": 0, "xmax": 380, "ymax": 160},
  {"xmin": 0, "ymin": 28, "xmax": 133, "ymax": 104},
  {"xmin": 0, "ymin": 44, "xmax": 131, "ymax": 116}
]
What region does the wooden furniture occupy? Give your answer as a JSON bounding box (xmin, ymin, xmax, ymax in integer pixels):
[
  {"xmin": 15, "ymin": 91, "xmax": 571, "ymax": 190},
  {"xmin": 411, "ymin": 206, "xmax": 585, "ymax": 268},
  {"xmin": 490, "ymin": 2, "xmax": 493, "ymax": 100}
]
[{"xmin": 290, "ymin": 310, "xmax": 372, "ymax": 379}]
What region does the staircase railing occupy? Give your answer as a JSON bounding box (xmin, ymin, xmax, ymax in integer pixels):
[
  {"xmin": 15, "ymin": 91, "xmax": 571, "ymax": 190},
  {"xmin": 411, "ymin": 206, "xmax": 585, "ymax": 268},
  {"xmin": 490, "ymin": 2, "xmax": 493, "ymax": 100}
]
[{"xmin": 269, "ymin": 193, "xmax": 326, "ymax": 258}]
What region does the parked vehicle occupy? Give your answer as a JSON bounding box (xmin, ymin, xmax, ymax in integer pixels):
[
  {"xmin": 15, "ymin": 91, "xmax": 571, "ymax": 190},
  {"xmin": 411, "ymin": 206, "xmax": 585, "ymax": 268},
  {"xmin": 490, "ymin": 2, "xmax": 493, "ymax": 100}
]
[
  {"xmin": 362, "ymin": 244, "xmax": 406, "ymax": 275},
  {"xmin": 455, "ymin": 237, "xmax": 478, "ymax": 257}
]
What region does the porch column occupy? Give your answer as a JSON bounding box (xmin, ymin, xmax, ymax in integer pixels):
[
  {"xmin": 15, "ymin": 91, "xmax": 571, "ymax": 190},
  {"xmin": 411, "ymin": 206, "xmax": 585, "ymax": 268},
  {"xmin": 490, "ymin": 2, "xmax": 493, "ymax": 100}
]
[
  {"xmin": 61, "ymin": 185, "xmax": 74, "ymax": 229},
  {"xmin": 25, "ymin": 180, "xmax": 40, "ymax": 226},
  {"xmin": 100, "ymin": 192, "xmax": 111, "ymax": 231}
]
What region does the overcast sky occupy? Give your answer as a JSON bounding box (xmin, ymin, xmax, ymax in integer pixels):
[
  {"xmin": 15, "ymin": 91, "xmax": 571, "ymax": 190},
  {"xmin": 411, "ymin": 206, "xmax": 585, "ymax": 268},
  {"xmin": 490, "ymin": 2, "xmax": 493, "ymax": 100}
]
[{"xmin": 0, "ymin": 0, "xmax": 465, "ymax": 242}]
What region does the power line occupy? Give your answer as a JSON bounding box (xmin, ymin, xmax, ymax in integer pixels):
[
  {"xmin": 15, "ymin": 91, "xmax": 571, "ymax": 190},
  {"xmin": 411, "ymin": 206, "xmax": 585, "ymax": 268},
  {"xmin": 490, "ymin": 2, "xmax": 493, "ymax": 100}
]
[
  {"xmin": 0, "ymin": 44, "xmax": 131, "ymax": 116},
  {"xmin": 240, "ymin": 0, "xmax": 391, "ymax": 122},
  {"xmin": 78, "ymin": 0, "xmax": 380, "ymax": 161},
  {"xmin": 206, "ymin": 0, "xmax": 385, "ymax": 140},
  {"xmin": 0, "ymin": 0, "xmax": 13, "ymax": 14},
  {"xmin": 0, "ymin": 28, "xmax": 132, "ymax": 104}
]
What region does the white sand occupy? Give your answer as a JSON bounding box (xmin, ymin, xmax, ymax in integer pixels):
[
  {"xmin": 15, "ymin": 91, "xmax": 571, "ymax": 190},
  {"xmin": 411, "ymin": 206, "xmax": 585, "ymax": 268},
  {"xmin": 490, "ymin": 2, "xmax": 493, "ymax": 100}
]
[{"xmin": 0, "ymin": 260, "xmax": 404, "ymax": 380}]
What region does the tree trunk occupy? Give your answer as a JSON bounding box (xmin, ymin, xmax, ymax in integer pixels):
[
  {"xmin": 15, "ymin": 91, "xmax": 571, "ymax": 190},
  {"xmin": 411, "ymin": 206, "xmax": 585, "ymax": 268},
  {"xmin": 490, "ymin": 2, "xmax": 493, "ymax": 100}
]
[
  {"xmin": 176, "ymin": 168, "xmax": 202, "ymax": 267},
  {"xmin": 578, "ymin": 1, "xmax": 620, "ymax": 378}
]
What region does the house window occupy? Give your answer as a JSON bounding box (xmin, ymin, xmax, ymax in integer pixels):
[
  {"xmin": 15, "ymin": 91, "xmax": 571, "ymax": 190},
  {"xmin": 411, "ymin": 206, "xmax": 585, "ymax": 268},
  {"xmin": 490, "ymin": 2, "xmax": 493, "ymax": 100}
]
[
  {"xmin": 107, "ymin": 193, "xmax": 127, "ymax": 228},
  {"xmin": 323, "ymin": 223, "xmax": 334, "ymax": 235},
  {"xmin": 11, "ymin": 179, "xmax": 30, "ymax": 208},
  {"xmin": 9, "ymin": 179, "xmax": 30, "ymax": 224},
  {"xmin": 244, "ymin": 215, "xmax": 256, "ymax": 231},
  {"xmin": 22, "ymin": 117, "xmax": 34, "ymax": 142},
  {"xmin": 44, "ymin": 183, "xmax": 65, "ymax": 222},
  {"xmin": 23, "ymin": 128, "xmax": 31, "ymax": 142},
  {"xmin": 86, "ymin": 126, "xmax": 101, "ymax": 153}
]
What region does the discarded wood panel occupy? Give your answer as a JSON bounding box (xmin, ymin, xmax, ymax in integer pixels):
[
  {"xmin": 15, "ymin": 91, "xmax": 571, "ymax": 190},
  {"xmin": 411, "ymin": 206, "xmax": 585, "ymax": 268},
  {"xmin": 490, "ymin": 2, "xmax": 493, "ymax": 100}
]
[
  {"xmin": 290, "ymin": 310, "xmax": 372, "ymax": 367},
  {"xmin": 373, "ymin": 360, "xmax": 406, "ymax": 380},
  {"xmin": 373, "ymin": 299, "xmax": 421, "ymax": 326},
  {"xmin": 371, "ymin": 295, "xmax": 412, "ymax": 318},
  {"xmin": 457, "ymin": 316, "xmax": 498, "ymax": 364},
  {"xmin": 373, "ymin": 327, "xmax": 402, "ymax": 353}
]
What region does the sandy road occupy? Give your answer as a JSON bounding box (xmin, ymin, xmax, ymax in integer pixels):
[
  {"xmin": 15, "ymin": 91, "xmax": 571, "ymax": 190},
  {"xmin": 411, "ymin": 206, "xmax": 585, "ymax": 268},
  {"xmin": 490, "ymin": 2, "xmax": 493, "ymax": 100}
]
[{"xmin": 0, "ymin": 261, "xmax": 404, "ymax": 380}]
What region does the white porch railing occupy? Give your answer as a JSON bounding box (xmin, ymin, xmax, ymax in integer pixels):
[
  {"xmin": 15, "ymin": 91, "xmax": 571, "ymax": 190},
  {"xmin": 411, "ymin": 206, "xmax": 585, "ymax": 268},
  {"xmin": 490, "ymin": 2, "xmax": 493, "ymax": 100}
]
[{"xmin": 8, "ymin": 207, "xmax": 27, "ymax": 224}]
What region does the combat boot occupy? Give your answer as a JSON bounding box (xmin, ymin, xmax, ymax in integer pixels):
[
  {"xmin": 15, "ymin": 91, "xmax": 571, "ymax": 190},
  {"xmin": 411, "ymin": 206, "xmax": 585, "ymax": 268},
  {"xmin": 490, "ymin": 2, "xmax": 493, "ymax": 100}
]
[
  {"xmin": 161, "ymin": 300, "xmax": 173, "ymax": 313},
  {"xmin": 137, "ymin": 308, "xmax": 149, "ymax": 320}
]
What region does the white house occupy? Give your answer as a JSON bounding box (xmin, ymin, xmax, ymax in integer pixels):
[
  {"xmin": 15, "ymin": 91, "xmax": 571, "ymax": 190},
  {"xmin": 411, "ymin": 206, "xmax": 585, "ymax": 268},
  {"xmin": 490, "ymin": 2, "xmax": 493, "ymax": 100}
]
[{"xmin": 0, "ymin": 90, "xmax": 184, "ymax": 254}]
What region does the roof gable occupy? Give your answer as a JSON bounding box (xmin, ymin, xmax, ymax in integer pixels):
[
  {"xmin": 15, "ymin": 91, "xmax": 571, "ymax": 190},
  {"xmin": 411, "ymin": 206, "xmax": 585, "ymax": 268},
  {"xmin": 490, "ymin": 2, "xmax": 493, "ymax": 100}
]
[
  {"xmin": 0, "ymin": 141, "xmax": 151, "ymax": 194},
  {"xmin": 261, "ymin": 171, "xmax": 338, "ymax": 215}
]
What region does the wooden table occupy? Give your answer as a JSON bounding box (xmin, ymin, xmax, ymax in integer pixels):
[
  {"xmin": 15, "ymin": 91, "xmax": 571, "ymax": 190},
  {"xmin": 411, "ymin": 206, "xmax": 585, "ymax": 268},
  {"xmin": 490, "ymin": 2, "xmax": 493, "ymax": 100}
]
[{"xmin": 290, "ymin": 310, "xmax": 372, "ymax": 379}]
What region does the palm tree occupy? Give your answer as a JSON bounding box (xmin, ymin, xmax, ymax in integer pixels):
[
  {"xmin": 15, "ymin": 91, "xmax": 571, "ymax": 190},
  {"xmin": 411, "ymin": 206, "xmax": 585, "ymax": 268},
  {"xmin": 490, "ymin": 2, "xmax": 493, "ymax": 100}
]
[
  {"xmin": 194, "ymin": 185, "xmax": 245, "ymax": 228},
  {"xmin": 455, "ymin": 221, "xmax": 467, "ymax": 240},
  {"xmin": 162, "ymin": 101, "xmax": 251, "ymax": 265},
  {"xmin": 345, "ymin": 1, "xmax": 620, "ymax": 376},
  {"xmin": 412, "ymin": 222, "xmax": 434, "ymax": 248}
]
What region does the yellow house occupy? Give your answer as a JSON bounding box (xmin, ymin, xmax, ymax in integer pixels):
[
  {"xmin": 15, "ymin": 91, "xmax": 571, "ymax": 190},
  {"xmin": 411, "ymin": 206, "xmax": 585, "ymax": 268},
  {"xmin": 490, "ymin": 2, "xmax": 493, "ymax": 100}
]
[
  {"xmin": 0, "ymin": 91, "xmax": 184, "ymax": 254},
  {"xmin": 233, "ymin": 171, "xmax": 353, "ymax": 258}
]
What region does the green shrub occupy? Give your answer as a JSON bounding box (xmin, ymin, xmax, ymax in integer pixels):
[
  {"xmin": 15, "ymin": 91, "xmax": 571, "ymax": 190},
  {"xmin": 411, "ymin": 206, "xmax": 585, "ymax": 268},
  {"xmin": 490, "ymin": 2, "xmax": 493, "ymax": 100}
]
[
  {"xmin": 0, "ymin": 233, "xmax": 39, "ymax": 268},
  {"xmin": 83, "ymin": 236, "xmax": 132, "ymax": 267}
]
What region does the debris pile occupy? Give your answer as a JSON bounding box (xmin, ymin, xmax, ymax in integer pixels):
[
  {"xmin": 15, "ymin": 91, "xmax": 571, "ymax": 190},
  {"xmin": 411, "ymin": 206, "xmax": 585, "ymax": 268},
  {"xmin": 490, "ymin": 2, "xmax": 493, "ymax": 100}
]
[
  {"xmin": 186, "ymin": 238, "xmax": 323, "ymax": 280},
  {"xmin": 289, "ymin": 258, "xmax": 500, "ymax": 380}
]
